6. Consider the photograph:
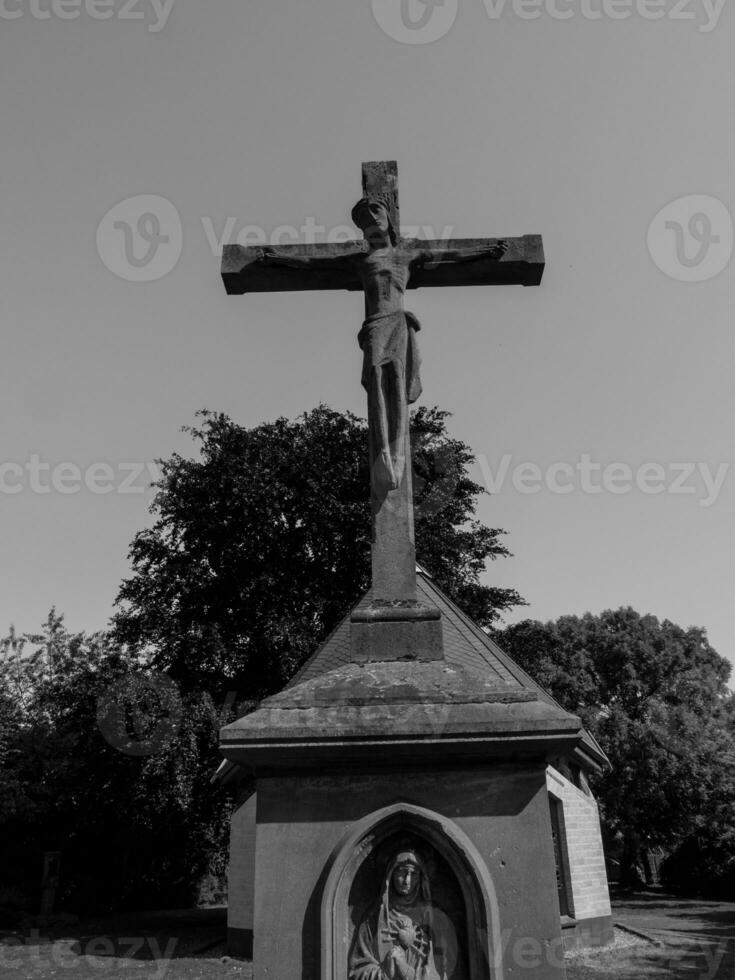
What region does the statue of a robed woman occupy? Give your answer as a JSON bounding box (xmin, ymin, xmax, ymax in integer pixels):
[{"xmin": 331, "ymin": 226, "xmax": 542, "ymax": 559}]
[{"xmin": 349, "ymin": 847, "xmax": 461, "ymax": 980}]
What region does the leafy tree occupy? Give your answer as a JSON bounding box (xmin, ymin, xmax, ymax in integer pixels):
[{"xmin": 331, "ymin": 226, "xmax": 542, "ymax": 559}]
[
  {"xmin": 0, "ymin": 613, "xmax": 231, "ymax": 917},
  {"xmin": 498, "ymin": 609, "xmax": 734, "ymax": 888},
  {"xmin": 0, "ymin": 405, "xmax": 524, "ymax": 916},
  {"xmin": 660, "ymin": 699, "xmax": 735, "ymax": 897},
  {"xmin": 114, "ymin": 405, "xmax": 524, "ymax": 700}
]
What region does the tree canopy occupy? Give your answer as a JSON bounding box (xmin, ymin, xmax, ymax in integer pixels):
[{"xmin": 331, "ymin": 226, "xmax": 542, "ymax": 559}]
[
  {"xmin": 498, "ymin": 608, "xmax": 735, "ymax": 891},
  {"xmin": 4, "ymin": 401, "xmax": 733, "ymax": 908},
  {"xmin": 1, "ymin": 404, "xmax": 527, "ymax": 918},
  {"xmin": 0, "ymin": 612, "xmax": 231, "ymax": 918},
  {"xmin": 114, "ymin": 405, "xmax": 524, "ymax": 700}
]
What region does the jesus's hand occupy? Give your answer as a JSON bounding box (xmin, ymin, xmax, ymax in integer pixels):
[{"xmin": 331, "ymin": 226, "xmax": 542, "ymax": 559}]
[{"xmin": 489, "ymin": 239, "xmax": 509, "ymax": 259}]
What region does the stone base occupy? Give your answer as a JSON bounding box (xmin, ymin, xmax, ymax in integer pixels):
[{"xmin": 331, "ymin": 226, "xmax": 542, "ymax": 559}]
[
  {"xmin": 350, "ymin": 602, "xmax": 443, "ymax": 662},
  {"xmin": 245, "ymin": 765, "xmax": 567, "ymax": 980},
  {"xmin": 561, "ymin": 914, "xmax": 615, "ymax": 950}
]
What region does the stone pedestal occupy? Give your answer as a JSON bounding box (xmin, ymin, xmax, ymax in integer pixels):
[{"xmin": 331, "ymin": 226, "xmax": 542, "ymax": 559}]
[
  {"xmin": 218, "ymin": 572, "xmax": 606, "ymax": 980},
  {"xmin": 350, "ymin": 601, "xmax": 443, "ymax": 663}
]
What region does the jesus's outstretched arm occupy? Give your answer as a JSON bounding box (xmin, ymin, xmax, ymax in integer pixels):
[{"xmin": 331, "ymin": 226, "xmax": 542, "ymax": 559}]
[
  {"xmin": 255, "ymin": 246, "xmax": 362, "ymax": 270},
  {"xmin": 412, "ymin": 239, "xmax": 508, "ymax": 269}
]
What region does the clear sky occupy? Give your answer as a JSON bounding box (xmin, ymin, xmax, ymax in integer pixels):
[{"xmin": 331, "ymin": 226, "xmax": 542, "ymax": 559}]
[{"xmin": 1, "ymin": 1, "xmax": 733, "ymax": 676}]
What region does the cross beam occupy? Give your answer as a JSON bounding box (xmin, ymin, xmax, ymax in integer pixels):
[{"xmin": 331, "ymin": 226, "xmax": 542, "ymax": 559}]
[
  {"xmin": 222, "ymin": 234, "xmax": 543, "ymax": 293},
  {"xmin": 221, "ymin": 162, "xmax": 544, "ymax": 632}
]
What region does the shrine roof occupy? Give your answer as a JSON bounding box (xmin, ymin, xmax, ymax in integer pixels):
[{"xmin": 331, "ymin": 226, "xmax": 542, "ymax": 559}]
[
  {"xmin": 285, "ymin": 571, "xmax": 519, "ymax": 689},
  {"xmin": 219, "ymin": 571, "xmax": 608, "ymax": 772}
]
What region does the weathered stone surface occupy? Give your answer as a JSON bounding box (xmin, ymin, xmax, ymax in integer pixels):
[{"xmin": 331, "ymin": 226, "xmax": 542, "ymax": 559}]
[
  {"xmin": 264, "ymin": 660, "xmax": 532, "ymax": 708},
  {"xmin": 250, "ymin": 767, "xmax": 567, "ymax": 980},
  {"xmin": 221, "ymin": 235, "xmax": 544, "ymax": 293},
  {"xmin": 350, "ymin": 599, "xmax": 443, "ymax": 663},
  {"xmin": 350, "ymin": 616, "xmax": 444, "ymax": 663},
  {"xmin": 368, "ymin": 435, "xmax": 418, "ymax": 603},
  {"xmin": 350, "ymin": 599, "xmax": 441, "ymax": 623},
  {"xmin": 219, "ymin": 659, "xmax": 585, "ymax": 771},
  {"xmin": 360, "ymin": 159, "xmax": 400, "ymax": 245}
]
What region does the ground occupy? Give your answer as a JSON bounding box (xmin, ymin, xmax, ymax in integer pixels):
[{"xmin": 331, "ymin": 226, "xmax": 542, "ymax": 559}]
[
  {"xmin": 566, "ymin": 892, "xmax": 734, "ymax": 980},
  {"xmin": 0, "ymin": 909, "xmax": 250, "ymax": 980},
  {"xmin": 0, "ymin": 892, "xmax": 732, "ymax": 979}
]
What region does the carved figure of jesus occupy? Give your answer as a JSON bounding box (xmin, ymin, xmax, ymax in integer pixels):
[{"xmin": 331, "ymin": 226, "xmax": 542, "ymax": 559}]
[{"xmin": 257, "ymin": 199, "xmax": 507, "ymax": 504}]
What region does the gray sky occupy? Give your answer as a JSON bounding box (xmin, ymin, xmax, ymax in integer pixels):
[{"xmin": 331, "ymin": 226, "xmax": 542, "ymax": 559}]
[{"xmin": 1, "ymin": 1, "xmax": 733, "ymax": 676}]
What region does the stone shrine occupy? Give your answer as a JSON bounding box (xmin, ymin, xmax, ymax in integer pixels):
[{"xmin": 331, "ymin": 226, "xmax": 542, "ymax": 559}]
[{"xmin": 216, "ymin": 162, "xmax": 613, "ymax": 980}]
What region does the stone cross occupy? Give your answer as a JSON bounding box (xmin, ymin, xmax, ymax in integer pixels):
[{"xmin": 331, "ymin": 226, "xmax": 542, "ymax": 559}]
[{"xmin": 222, "ymin": 162, "xmax": 544, "ymax": 624}]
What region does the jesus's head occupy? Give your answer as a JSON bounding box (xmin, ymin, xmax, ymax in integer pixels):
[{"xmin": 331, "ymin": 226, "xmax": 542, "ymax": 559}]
[{"xmin": 351, "ymin": 195, "xmax": 397, "ymax": 245}]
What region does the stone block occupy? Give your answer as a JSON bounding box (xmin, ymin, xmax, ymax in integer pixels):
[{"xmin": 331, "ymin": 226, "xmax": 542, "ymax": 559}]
[{"xmin": 350, "ymin": 603, "xmax": 443, "ymax": 663}]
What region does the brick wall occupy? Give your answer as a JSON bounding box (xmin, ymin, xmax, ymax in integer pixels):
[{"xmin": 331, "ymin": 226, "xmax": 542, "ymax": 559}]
[{"xmin": 546, "ymin": 767, "xmax": 612, "ymax": 922}]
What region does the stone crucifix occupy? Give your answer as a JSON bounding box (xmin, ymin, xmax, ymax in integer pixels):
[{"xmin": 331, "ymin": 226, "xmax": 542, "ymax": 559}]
[{"xmin": 222, "ymin": 161, "xmax": 544, "ymax": 622}]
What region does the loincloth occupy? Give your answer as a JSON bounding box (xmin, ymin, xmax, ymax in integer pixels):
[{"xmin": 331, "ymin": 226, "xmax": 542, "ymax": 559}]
[{"xmin": 357, "ymin": 309, "xmax": 422, "ymax": 404}]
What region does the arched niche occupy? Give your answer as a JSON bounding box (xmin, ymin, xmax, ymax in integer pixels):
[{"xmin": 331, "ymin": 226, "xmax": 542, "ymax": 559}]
[{"xmin": 320, "ymin": 803, "xmax": 503, "ymax": 980}]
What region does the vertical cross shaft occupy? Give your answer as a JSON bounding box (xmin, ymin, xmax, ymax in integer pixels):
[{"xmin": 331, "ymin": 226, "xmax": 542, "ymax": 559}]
[{"xmin": 359, "ymin": 162, "xmax": 418, "ymax": 604}]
